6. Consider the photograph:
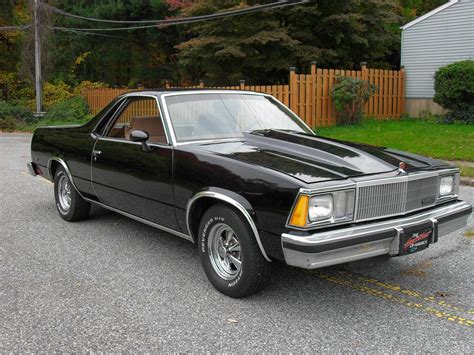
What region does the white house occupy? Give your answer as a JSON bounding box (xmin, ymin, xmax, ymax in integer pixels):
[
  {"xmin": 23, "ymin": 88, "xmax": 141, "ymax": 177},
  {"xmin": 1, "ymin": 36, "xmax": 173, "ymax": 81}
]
[{"xmin": 401, "ymin": 0, "xmax": 474, "ymax": 116}]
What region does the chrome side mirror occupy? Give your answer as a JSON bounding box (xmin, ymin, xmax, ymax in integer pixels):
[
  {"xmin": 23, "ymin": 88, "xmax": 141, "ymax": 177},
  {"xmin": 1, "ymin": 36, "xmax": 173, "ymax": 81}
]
[{"xmin": 130, "ymin": 130, "xmax": 150, "ymax": 151}]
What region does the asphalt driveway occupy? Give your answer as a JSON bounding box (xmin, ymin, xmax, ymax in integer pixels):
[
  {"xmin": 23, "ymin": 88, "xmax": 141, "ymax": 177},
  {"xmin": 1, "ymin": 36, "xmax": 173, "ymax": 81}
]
[{"xmin": 1, "ymin": 133, "xmax": 473, "ymax": 352}]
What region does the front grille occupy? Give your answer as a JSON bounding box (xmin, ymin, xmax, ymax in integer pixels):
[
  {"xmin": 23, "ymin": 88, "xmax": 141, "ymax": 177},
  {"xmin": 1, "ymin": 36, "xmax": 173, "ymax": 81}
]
[
  {"xmin": 405, "ymin": 176, "xmax": 439, "ymax": 211},
  {"xmin": 356, "ymin": 174, "xmax": 438, "ymax": 221}
]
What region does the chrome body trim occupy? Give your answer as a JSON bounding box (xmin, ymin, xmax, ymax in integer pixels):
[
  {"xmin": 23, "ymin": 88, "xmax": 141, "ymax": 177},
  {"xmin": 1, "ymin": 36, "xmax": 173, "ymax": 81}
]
[
  {"xmin": 84, "ymin": 198, "xmax": 193, "ymax": 242},
  {"xmin": 159, "ymin": 93, "xmax": 179, "ymax": 146},
  {"xmin": 282, "ymin": 200, "xmax": 472, "ymax": 269},
  {"xmin": 170, "ymin": 137, "xmax": 244, "ymax": 146},
  {"xmin": 47, "ymin": 157, "xmax": 86, "ymax": 199},
  {"xmin": 299, "ymin": 182, "xmax": 357, "ymax": 195},
  {"xmin": 98, "ymin": 93, "xmax": 173, "ymax": 145},
  {"xmin": 92, "ymin": 97, "xmax": 128, "ymax": 135},
  {"xmin": 94, "ymin": 136, "xmax": 170, "ymax": 148},
  {"xmin": 186, "ymin": 191, "xmax": 272, "ymax": 262}
]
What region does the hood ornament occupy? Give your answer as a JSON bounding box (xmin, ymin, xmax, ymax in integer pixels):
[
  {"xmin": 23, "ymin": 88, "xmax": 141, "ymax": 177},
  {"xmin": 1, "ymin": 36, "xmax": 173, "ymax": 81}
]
[{"xmin": 399, "ymin": 161, "xmax": 406, "ymax": 173}]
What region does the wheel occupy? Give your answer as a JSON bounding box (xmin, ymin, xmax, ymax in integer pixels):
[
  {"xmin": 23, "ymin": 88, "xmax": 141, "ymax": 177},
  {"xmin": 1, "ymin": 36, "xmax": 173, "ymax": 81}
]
[
  {"xmin": 53, "ymin": 166, "xmax": 90, "ymax": 222},
  {"xmin": 198, "ymin": 204, "xmax": 271, "ymax": 298}
]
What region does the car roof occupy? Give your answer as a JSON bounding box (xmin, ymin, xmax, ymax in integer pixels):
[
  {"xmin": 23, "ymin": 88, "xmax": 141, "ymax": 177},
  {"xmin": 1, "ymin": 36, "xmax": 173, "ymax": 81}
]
[{"xmin": 118, "ymin": 89, "xmax": 270, "ymax": 99}]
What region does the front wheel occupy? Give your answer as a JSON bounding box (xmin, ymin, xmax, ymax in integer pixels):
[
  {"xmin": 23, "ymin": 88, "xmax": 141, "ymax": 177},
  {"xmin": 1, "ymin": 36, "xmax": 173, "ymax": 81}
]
[
  {"xmin": 198, "ymin": 204, "xmax": 271, "ymax": 298},
  {"xmin": 54, "ymin": 166, "xmax": 90, "ymax": 222}
]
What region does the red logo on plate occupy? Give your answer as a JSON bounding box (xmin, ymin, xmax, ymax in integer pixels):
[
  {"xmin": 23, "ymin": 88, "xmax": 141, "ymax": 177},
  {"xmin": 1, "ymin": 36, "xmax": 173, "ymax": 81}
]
[{"xmin": 403, "ymin": 231, "xmax": 431, "ymax": 252}]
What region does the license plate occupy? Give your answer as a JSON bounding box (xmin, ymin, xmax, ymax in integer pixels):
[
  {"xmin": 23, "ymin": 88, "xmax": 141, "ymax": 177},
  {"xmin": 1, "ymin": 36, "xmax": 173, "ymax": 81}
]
[{"xmin": 399, "ymin": 226, "xmax": 432, "ymax": 255}]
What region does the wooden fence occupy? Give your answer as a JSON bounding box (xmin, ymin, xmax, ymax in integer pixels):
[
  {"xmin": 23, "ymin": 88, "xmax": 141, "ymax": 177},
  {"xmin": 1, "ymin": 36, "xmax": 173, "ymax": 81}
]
[
  {"xmin": 82, "ymin": 63, "xmax": 404, "ymax": 127},
  {"xmin": 289, "ymin": 63, "xmax": 405, "ymax": 127}
]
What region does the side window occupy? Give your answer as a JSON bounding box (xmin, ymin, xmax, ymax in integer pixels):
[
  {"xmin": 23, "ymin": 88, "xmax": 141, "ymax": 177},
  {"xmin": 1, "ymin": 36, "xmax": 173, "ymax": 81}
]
[{"xmin": 106, "ymin": 97, "xmax": 167, "ymax": 144}]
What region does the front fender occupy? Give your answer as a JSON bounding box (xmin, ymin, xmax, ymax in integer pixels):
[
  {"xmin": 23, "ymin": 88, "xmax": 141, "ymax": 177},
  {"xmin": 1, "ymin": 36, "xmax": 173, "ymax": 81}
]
[{"xmin": 186, "ymin": 187, "xmax": 271, "ymax": 262}]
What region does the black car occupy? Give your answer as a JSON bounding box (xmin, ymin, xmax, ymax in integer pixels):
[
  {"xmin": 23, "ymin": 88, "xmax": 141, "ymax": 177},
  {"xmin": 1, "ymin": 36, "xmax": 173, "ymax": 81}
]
[{"xmin": 28, "ymin": 90, "xmax": 472, "ymax": 297}]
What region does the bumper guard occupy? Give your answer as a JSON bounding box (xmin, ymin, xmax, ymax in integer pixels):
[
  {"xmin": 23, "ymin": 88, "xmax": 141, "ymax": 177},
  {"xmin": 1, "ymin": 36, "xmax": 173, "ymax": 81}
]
[{"xmin": 27, "ymin": 162, "xmax": 37, "ymax": 177}]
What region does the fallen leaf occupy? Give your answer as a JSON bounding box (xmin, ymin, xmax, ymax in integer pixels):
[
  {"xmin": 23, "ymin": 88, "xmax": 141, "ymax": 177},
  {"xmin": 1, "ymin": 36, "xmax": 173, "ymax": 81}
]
[{"xmin": 464, "ymin": 229, "xmax": 474, "ymax": 239}]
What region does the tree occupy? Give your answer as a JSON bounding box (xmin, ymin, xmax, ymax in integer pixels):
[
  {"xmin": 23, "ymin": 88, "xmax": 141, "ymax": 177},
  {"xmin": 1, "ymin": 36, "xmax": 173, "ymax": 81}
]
[
  {"xmin": 1, "ymin": 0, "xmax": 451, "ymax": 92},
  {"xmin": 175, "ymin": 0, "xmax": 300, "ymax": 85},
  {"xmin": 176, "ymin": 0, "xmax": 401, "ymax": 85},
  {"xmin": 286, "ymin": 0, "xmax": 400, "ymax": 70},
  {"xmin": 0, "ymin": 0, "xmax": 29, "ymax": 100},
  {"xmin": 398, "ymin": 0, "xmax": 447, "ymax": 22},
  {"xmin": 48, "ymin": 0, "xmax": 181, "ymax": 87}
]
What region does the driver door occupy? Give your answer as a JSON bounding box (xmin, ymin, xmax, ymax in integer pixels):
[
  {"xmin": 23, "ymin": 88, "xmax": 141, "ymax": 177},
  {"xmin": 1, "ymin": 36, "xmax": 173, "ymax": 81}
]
[{"xmin": 91, "ymin": 96, "xmax": 179, "ymax": 230}]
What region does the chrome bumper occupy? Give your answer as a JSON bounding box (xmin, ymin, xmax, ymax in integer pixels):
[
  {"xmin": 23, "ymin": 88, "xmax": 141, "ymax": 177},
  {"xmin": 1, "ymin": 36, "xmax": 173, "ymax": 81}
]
[
  {"xmin": 282, "ymin": 201, "xmax": 472, "ymax": 269},
  {"xmin": 27, "ymin": 162, "xmax": 37, "ymax": 176}
]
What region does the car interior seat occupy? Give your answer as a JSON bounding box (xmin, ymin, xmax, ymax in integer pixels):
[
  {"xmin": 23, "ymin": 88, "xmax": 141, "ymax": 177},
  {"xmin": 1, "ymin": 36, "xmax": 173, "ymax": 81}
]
[{"xmin": 130, "ymin": 116, "xmax": 167, "ymax": 143}]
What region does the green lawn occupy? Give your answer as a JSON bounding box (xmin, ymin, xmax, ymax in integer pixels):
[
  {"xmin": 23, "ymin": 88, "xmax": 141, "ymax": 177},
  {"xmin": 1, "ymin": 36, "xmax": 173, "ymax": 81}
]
[
  {"xmin": 458, "ymin": 165, "xmax": 474, "ymax": 178},
  {"xmin": 316, "ymin": 119, "xmax": 474, "ymax": 162}
]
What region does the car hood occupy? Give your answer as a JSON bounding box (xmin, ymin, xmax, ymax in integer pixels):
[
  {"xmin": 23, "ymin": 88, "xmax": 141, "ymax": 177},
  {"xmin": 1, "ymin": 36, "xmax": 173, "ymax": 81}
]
[{"xmin": 192, "ymin": 130, "xmax": 450, "ymax": 184}]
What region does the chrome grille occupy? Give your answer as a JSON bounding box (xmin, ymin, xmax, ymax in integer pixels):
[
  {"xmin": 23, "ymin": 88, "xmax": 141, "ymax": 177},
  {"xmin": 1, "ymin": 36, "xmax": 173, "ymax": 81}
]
[
  {"xmin": 405, "ymin": 176, "xmax": 438, "ymax": 211},
  {"xmin": 356, "ymin": 174, "xmax": 438, "ymax": 221}
]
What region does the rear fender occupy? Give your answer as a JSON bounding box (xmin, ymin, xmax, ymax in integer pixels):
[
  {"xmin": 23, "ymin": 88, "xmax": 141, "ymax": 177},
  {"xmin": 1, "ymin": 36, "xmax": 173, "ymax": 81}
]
[{"xmin": 47, "ymin": 157, "xmax": 85, "ymax": 199}]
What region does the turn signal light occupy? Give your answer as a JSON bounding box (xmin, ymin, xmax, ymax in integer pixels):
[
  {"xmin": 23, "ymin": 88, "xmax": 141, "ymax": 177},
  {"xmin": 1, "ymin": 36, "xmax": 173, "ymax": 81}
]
[{"xmin": 289, "ymin": 195, "xmax": 309, "ymax": 227}]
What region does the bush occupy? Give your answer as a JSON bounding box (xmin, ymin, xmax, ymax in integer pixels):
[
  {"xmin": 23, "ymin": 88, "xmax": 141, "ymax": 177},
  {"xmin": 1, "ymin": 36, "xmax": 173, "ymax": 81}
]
[
  {"xmin": 0, "ymin": 116, "xmax": 17, "ymax": 132},
  {"xmin": 434, "ymin": 60, "xmax": 474, "ymax": 124},
  {"xmin": 332, "ymin": 77, "xmax": 377, "ymax": 125},
  {"xmin": 0, "ymin": 100, "xmax": 35, "ymax": 132},
  {"xmin": 42, "ymin": 81, "xmax": 74, "ymax": 109},
  {"xmin": 44, "ymin": 96, "xmax": 90, "ymax": 122},
  {"xmin": 0, "ymin": 72, "xmax": 23, "ymax": 101}
]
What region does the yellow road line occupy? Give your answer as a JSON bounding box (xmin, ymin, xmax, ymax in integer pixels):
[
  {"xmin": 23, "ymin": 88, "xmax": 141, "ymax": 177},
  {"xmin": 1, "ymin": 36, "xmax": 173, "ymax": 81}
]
[
  {"xmin": 351, "ymin": 273, "xmax": 474, "ymax": 316},
  {"xmin": 21, "ymin": 171, "xmax": 53, "ymax": 184},
  {"xmin": 316, "ymin": 272, "xmax": 474, "ymax": 328}
]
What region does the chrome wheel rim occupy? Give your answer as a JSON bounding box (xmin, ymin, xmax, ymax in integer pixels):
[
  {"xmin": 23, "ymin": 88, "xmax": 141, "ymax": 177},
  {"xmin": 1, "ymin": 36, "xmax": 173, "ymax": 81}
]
[
  {"xmin": 208, "ymin": 223, "xmax": 242, "ymax": 280},
  {"xmin": 58, "ymin": 174, "xmax": 72, "ymax": 212}
]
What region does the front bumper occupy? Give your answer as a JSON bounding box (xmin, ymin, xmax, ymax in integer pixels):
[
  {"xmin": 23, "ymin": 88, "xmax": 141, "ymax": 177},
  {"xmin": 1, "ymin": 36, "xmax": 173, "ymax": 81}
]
[{"xmin": 282, "ymin": 201, "xmax": 472, "ymax": 269}]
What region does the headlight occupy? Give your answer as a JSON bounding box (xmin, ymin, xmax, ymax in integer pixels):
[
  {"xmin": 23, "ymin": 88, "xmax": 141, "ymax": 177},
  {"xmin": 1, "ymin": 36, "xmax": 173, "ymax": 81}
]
[
  {"xmin": 289, "ymin": 189, "xmax": 355, "ymax": 227},
  {"xmin": 439, "ymin": 175, "xmax": 455, "ymax": 196},
  {"xmin": 308, "ymin": 194, "xmax": 333, "ymax": 221}
]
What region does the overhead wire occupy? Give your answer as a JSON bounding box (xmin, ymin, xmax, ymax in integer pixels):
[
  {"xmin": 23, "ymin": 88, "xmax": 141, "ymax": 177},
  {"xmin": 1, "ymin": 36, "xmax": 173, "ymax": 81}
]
[
  {"xmin": 49, "ymin": 24, "xmax": 159, "ymax": 32},
  {"xmin": 0, "ymin": 25, "xmax": 31, "ymax": 31},
  {"xmin": 43, "ymin": 0, "xmax": 308, "ymax": 31},
  {"xmin": 50, "ymin": 27, "xmax": 126, "ymax": 39}
]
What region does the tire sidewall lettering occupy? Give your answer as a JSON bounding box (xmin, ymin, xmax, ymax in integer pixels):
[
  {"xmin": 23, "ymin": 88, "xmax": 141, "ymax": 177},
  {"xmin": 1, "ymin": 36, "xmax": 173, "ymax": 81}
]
[
  {"xmin": 200, "ymin": 215, "xmax": 244, "ymax": 287},
  {"xmin": 228, "ymin": 266, "xmax": 243, "ymax": 288},
  {"xmin": 201, "ymin": 216, "xmax": 224, "ymax": 253}
]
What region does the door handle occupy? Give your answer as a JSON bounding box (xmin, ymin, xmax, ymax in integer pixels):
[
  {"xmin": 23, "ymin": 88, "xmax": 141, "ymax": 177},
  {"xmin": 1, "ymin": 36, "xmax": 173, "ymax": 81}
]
[{"xmin": 92, "ymin": 150, "xmax": 102, "ymax": 161}]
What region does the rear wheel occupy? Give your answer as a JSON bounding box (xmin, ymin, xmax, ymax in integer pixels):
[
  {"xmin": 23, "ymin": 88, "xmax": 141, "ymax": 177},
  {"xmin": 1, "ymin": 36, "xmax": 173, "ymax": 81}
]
[
  {"xmin": 198, "ymin": 204, "xmax": 271, "ymax": 298},
  {"xmin": 54, "ymin": 166, "xmax": 90, "ymax": 222}
]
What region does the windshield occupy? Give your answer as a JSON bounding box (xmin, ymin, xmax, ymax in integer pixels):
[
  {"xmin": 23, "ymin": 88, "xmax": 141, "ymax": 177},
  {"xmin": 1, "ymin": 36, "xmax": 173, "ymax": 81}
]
[{"xmin": 164, "ymin": 93, "xmax": 312, "ymax": 142}]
